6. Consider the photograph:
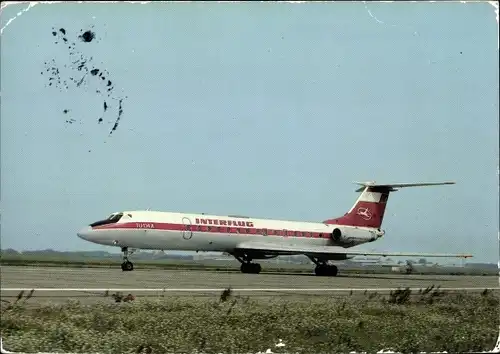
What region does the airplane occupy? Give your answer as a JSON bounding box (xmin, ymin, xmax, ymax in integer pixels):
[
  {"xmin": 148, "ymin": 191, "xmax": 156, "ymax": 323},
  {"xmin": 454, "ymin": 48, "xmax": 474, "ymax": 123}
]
[{"xmin": 76, "ymin": 181, "xmax": 473, "ymax": 276}]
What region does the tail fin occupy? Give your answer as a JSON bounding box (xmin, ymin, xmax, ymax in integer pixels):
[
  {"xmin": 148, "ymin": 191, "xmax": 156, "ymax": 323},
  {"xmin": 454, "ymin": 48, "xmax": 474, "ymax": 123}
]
[{"xmin": 323, "ymin": 181, "xmax": 456, "ymax": 229}]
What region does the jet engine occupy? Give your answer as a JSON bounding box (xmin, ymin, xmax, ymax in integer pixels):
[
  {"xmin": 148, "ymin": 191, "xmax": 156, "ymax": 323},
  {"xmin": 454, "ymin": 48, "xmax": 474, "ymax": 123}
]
[
  {"xmin": 330, "ymin": 228, "xmax": 351, "ymax": 244},
  {"xmin": 330, "ymin": 226, "xmax": 380, "ymax": 246}
]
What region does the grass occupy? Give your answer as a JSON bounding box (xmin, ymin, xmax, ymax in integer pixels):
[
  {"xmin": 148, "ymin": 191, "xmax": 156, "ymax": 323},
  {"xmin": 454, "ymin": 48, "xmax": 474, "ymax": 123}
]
[{"xmin": 1, "ymin": 287, "xmax": 498, "ymax": 353}]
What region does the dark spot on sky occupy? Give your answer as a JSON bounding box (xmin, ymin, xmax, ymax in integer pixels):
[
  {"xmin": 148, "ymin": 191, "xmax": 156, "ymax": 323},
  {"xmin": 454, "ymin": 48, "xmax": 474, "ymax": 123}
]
[
  {"xmin": 79, "ymin": 30, "xmax": 95, "ymax": 43},
  {"xmin": 460, "ymin": 51, "xmax": 462, "ymax": 54},
  {"xmin": 44, "ymin": 26, "xmax": 127, "ymax": 136},
  {"xmin": 76, "ymin": 74, "xmax": 87, "ymax": 87},
  {"xmin": 109, "ymin": 99, "xmax": 124, "ymax": 135}
]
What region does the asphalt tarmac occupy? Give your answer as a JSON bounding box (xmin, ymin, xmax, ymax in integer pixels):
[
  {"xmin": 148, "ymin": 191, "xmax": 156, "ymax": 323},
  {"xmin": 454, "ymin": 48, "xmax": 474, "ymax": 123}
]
[{"xmin": 1, "ymin": 266, "xmax": 498, "ymax": 304}]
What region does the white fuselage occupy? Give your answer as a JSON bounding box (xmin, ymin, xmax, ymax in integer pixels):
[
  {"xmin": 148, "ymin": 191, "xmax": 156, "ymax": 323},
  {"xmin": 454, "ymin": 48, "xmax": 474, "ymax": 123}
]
[{"xmin": 77, "ymin": 210, "xmax": 383, "ymax": 253}]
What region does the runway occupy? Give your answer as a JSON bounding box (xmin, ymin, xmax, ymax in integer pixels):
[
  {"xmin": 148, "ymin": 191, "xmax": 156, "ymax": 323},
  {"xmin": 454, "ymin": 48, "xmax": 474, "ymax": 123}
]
[{"xmin": 1, "ymin": 266, "xmax": 498, "ymax": 304}]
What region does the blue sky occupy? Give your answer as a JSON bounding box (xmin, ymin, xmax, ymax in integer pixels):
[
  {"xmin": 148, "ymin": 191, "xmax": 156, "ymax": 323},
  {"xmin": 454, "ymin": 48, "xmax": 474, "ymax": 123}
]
[{"xmin": 1, "ymin": 2, "xmax": 498, "ymax": 263}]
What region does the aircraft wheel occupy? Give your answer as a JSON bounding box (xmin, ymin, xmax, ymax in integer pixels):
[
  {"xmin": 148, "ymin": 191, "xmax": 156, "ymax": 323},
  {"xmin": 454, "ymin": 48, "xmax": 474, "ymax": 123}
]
[
  {"xmin": 252, "ymin": 263, "xmax": 262, "ymax": 274},
  {"xmin": 121, "ymin": 261, "xmax": 134, "ymax": 271},
  {"xmin": 314, "ymin": 266, "xmax": 326, "ymax": 276},
  {"xmin": 328, "ymin": 265, "xmax": 338, "ymax": 277},
  {"xmin": 240, "ymin": 263, "xmax": 248, "ymax": 273},
  {"xmin": 315, "ymin": 265, "xmax": 338, "ymax": 277},
  {"xmin": 240, "ymin": 263, "xmax": 261, "ymax": 274}
]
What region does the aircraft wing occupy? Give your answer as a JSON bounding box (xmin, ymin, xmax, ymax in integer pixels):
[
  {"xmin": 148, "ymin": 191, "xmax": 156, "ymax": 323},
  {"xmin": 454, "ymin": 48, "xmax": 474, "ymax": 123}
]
[{"xmin": 235, "ymin": 241, "xmax": 472, "ymax": 259}]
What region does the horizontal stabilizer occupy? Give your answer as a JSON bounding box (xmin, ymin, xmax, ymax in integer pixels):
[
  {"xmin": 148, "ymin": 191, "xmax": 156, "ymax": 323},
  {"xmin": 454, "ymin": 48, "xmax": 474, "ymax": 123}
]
[{"xmin": 353, "ymin": 181, "xmax": 456, "ymax": 192}]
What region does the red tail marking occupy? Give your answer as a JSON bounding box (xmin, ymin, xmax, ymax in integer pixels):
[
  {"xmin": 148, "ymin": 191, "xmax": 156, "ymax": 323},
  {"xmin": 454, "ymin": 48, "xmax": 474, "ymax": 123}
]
[{"xmin": 324, "ymin": 190, "xmax": 389, "ymax": 228}]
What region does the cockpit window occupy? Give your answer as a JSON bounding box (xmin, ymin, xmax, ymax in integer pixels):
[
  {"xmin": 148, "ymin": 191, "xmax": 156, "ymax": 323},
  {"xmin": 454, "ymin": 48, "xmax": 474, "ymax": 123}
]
[{"xmin": 90, "ymin": 212, "xmax": 124, "ymax": 227}]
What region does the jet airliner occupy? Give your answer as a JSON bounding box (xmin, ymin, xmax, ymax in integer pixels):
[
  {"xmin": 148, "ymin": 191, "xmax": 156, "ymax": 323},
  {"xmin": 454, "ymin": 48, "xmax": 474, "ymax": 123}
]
[{"xmin": 77, "ymin": 181, "xmax": 472, "ymax": 275}]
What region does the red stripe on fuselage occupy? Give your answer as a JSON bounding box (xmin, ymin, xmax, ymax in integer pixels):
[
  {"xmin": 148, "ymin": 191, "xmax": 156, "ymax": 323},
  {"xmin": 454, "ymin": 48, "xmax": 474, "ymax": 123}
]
[{"xmin": 92, "ymin": 222, "xmax": 332, "ymax": 239}]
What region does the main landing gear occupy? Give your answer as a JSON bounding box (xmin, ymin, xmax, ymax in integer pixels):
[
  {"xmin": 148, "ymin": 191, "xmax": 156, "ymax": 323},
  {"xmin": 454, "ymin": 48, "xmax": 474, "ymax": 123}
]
[
  {"xmin": 241, "ymin": 262, "xmax": 262, "ymax": 274},
  {"xmin": 121, "ymin": 247, "xmax": 134, "ymax": 271},
  {"xmin": 231, "ymin": 253, "xmax": 262, "ymax": 274},
  {"xmin": 230, "ymin": 253, "xmax": 338, "ymax": 276},
  {"xmin": 308, "ymin": 256, "xmax": 338, "ymax": 277}
]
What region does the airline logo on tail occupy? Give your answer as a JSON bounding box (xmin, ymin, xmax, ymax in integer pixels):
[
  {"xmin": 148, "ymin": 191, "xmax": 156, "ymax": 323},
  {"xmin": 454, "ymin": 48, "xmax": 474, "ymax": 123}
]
[{"xmin": 356, "ymin": 207, "xmax": 372, "ymax": 220}]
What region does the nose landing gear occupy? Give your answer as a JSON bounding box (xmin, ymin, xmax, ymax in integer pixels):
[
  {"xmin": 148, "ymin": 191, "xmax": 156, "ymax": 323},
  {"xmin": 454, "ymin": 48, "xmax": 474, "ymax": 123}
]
[
  {"xmin": 121, "ymin": 261, "xmax": 133, "ymax": 271},
  {"xmin": 121, "ymin": 247, "xmax": 134, "ymax": 271}
]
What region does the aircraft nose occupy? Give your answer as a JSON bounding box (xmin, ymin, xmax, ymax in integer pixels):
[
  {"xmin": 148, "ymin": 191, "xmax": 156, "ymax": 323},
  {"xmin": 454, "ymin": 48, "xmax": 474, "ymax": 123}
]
[{"xmin": 77, "ymin": 226, "xmax": 92, "ymax": 240}]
